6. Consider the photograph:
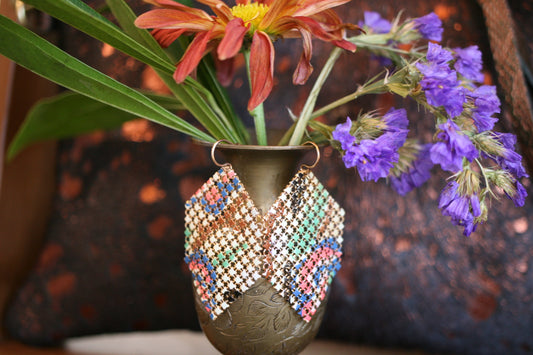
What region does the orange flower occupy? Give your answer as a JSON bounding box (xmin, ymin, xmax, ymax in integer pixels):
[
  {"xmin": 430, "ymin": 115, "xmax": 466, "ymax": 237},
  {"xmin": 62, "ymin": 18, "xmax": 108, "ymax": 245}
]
[{"xmin": 135, "ymin": 0, "xmax": 357, "ymax": 110}]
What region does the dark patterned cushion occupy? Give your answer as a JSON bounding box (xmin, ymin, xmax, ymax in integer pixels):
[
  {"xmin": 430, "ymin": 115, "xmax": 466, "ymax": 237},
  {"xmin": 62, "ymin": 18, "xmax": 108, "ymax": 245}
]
[{"xmin": 5, "ymin": 128, "xmax": 210, "ymax": 344}]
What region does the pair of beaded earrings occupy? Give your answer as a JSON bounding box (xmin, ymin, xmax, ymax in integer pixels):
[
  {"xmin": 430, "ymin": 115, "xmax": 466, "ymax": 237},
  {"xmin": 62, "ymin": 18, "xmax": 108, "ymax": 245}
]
[{"xmin": 184, "ymin": 141, "xmax": 345, "ymax": 322}]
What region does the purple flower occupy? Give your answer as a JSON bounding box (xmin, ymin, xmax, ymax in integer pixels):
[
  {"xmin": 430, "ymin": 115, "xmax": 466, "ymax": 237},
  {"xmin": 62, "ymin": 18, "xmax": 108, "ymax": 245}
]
[
  {"xmin": 414, "ymin": 12, "xmax": 443, "ymax": 42},
  {"xmin": 453, "ymin": 46, "xmax": 484, "ymax": 82},
  {"xmin": 344, "ymin": 139, "xmax": 400, "ymax": 182},
  {"xmin": 493, "ymin": 133, "xmax": 528, "ymax": 178},
  {"xmin": 359, "ymin": 11, "xmax": 392, "ymax": 34},
  {"xmin": 438, "ymin": 181, "xmax": 482, "ymax": 236},
  {"xmin": 383, "ymin": 107, "xmax": 409, "ymax": 131},
  {"xmin": 507, "ymin": 181, "xmax": 527, "ymax": 207},
  {"xmin": 332, "ymin": 117, "xmax": 355, "ymax": 150},
  {"xmin": 430, "ymin": 120, "xmax": 478, "ymax": 172},
  {"xmin": 426, "ymin": 42, "xmax": 454, "ymax": 64},
  {"xmin": 390, "ymin": 144, "xmax": 434, "ymax": 195},
  {"xmin": 416, "ymin": 44, "xmax": 466, "ymax": 117},
  {"xmin": 338, "ymin": 109, "xmax": 409, "ymax": 182},
  {"xmin": 469, "ymin": 85, "xmax": 500, "ymax": 132}
]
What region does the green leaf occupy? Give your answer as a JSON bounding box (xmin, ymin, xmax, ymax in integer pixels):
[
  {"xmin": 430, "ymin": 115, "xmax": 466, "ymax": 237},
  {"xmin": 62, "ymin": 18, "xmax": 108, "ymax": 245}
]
[
  {"xmin": 0, "ymin": 15, "xmax": 214, "ymax": 144},
  {"xmin": 196, "ymin": 55, "xmax": 249, "ymax": 144},
  {"xmin": 7, "ymin": 92, "xmax": 184, "ymax": 159},
  {"xmin": 21, "ymin": 0, "xmax": 175, "ymax": 73}
]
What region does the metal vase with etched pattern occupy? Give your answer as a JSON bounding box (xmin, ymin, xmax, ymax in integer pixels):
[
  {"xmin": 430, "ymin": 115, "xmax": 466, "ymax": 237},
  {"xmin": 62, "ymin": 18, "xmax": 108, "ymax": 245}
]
[{"xmin": 184, "ymin": 143, "xmax": 345, "ymax": 355}]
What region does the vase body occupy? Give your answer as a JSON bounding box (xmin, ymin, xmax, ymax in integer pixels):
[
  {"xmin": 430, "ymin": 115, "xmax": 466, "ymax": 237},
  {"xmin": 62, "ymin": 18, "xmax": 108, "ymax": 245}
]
[{"xmin": 186, "ymin": 144, "xmax": 342, "ymax": 355}]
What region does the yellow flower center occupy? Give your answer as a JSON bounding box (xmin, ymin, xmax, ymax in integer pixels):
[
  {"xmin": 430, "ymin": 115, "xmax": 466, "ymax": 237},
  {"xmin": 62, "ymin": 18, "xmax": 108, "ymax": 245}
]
[{"xmin": 231, "ymin": 3, "xmax": 269, "ymax": 29}]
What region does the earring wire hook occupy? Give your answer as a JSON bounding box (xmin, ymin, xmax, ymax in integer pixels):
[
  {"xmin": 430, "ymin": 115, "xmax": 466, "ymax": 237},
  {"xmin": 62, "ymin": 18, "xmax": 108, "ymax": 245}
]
[
  {"xmin": 301, "ymin": 141, "xmax": 320, "ymax": 170},
  {"xmin": 211, "ymin": 139, "xmax": 233, "ymax": 167}
]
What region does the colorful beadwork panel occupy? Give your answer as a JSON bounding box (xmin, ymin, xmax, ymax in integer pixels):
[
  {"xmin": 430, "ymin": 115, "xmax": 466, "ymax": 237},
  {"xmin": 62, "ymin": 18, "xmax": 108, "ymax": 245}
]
[
  {"xmin": 184, "ymin": 167, "xmax": 345, "ymax": 322},
  {"xmin": 184, "ymin": 167, "xmax": 264, "ymax": 319},
  {"xmin": 266, "ymin": 170, "xmax": 345, "ymax": 322}
]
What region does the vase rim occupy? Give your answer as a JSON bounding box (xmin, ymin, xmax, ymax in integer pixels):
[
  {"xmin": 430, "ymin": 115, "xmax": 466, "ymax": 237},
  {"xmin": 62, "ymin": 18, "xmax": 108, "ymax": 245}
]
[{"xmin": 194, "ymin": 139, "xmax": 317, "ymax": 151}]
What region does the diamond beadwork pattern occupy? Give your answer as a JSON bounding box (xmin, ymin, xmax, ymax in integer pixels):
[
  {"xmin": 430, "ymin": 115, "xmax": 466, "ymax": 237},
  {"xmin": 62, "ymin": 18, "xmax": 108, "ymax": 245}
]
[
  {"xmin": 184, "ymin": 166, "xmax": 345, "ymax": 322},
  {"xmin": 184, "ymin": 167, "xmax": 263, "ymax": 319},
  {"xmin": 266, "ymin": 170, "xmax": 345, "ymax": 322}
]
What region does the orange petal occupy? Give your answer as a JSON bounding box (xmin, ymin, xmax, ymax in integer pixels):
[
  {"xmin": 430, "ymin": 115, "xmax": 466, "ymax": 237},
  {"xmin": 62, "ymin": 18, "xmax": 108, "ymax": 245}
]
[
  {"xmin": 294, "ymin": 0, "xmax": 352, "ymax": 17},
  {"xmin": 151, "ymin": 28, "xmax": 186, "ymax": 47},
  {"xmin": 173, "ymin": 30, "xmax": 213, "ymax": 83},
  {"xmin": 213, "ymin": 55, "xmax": 235, "ymax": 87},
  {"xmin": 145, "ymin": 0, "xmax": 212, "ymax": 19},
  {"xmin": 332, "ymin": 39, "xmax": 357, "ymax": 52},
  {"xmin": 260, "ymin": 0, "xmax": 299, "ymax": 28},
  {"xmin": 195, "ymin": 0, "xmax": 233, "ymax": 23},
  {"xmin": 217, "ymin": 18, "xmax": 248, "ymax": 60},
  {"xmin": 248, "ymin": 31, "xmax": 274, "ymax": 111},
  {"xmin": 291, "ymin": 16, "xmax": 339, "ymax": 41},
  {"xmin": 293, "ymin": 29, "xmax": 313, "ymax": 85},
  {"xmin": 135, "ymin": 9, "xmax": 213, "ymax": 31},
  {"xmin": 309, "ymin": 9, "xmax": 342, "ymax": 31},
  {"xmin": 235, "ymin": 0, "xmax": 250, "ymax": 4}
]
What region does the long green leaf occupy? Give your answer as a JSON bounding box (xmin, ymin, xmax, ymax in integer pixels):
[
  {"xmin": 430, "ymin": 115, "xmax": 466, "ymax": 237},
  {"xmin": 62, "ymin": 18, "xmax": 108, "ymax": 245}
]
[
  {"xmin": 21, "ymin": 0, "xmax": 175, "ymax": 74},
  {"xmin": 0, "ymin": 15, "xmax": 214, "ymax": 144},
  {"xmin": 7, "ymin": 92, "xmax": 184, "ymax": 159},
  {"xmin": 197, "ymin": 54, "xmax": 249, "ymax": 143}
]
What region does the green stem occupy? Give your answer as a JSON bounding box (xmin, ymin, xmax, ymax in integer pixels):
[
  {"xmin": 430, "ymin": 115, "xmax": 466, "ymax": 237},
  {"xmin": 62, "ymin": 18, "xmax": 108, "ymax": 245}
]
[
  {"xmin": 310, "ymin": 80, "xmax": 387, "ymax": 120},
  {"xmin": 288, "ymin": 47, "xmax": 342, "ymax": 146},
  {"xmin": 278, "ymin": 123, "xmax": 296, "ymax": 146},
  {"xmin": 244, "ymin": 50, "xmax": 267, "ymax": 145}
]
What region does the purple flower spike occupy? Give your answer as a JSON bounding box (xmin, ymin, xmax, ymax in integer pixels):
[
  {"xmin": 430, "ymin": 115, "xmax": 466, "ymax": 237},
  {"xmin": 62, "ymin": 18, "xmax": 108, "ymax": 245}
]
[
  {"xmin": 453, "ymin": 46, "xmax": 484, "ymax": 82},
  {"xmin": 470, "ymin": 85, "xmax": 500, "ymax": 132},
  {"xmin": 426, "ymin": 42, "xmax": 453, "ymax": 64},
  {"xmin": 430, "ymin": 120, "xmax": 478, "ymax": 172},
  {"xmin": 493, "ymin": 133, "xmax": 529, "ymax": 179},
  {"xmin": 416, "ymin": 44, "xmax": 466, "ymax": 117},
  {"xmin": 390, "ymin": 144, "xmax": 434, "ymax": 195},
  {"xmin": 507, "ymin": 181, "xmax": 528, "ymax": 207},
  {"xmin": 338, "ymin": 108, "xmax": 409, "ymax": 182},
  {"xmin": 438, "ymin": 181, "xmax": 481, "ymax": 236},
  {"xmin": 344, "ymin": 139, "xmax": 400, "ymax": 182},
  {"xmin": 359, "ymin": 11, "xmax": 392, "ymax": 34},
  {"xmin": 332, "ymin": 118, "xmax": 355, "ymax": 150},
  {"xmin": 383, "ymin": 107, "xmax": 409, "ymax": 131},
  {"xmin": 414, "ymin": 12, "xmax": 443, "ymax": 42}
]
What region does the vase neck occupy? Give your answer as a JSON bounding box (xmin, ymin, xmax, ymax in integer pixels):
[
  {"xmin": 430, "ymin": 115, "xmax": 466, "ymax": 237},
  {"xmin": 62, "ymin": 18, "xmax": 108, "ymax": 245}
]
[{"xmin": 219, "ymin": 148, "xmax": 309, "ymax": 215}]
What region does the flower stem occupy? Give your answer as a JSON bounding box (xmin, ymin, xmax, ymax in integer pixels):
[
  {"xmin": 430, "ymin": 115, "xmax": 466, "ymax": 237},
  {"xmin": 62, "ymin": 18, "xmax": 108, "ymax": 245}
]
[
  {"xmin": 244, "ymin": 50, "xmax": 267, "ymax": 145},
  {"xmin": 310, "ymin": 80, "xmax": 387, "ymax": 119},
  {"xmin": 288, "ymin": 47, "xmax": 342, "ymax": 146}
]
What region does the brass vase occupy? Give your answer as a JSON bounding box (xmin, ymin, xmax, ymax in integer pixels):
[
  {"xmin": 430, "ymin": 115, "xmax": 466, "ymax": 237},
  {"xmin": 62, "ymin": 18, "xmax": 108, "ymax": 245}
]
[{"xmin": 188, "ymin": 143, "xmax": 340, "ymax": 355}]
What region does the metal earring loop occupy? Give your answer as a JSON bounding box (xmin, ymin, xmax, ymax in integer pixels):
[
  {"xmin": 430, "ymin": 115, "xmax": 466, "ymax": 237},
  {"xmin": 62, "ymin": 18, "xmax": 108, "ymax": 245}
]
[
  {"xmin": 211, "ymin": 139, "xmax": 233, "ymax": 167},
  {"xmin": 301, "ymin": 141, "xmax": 321, "ymax": 170}
]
